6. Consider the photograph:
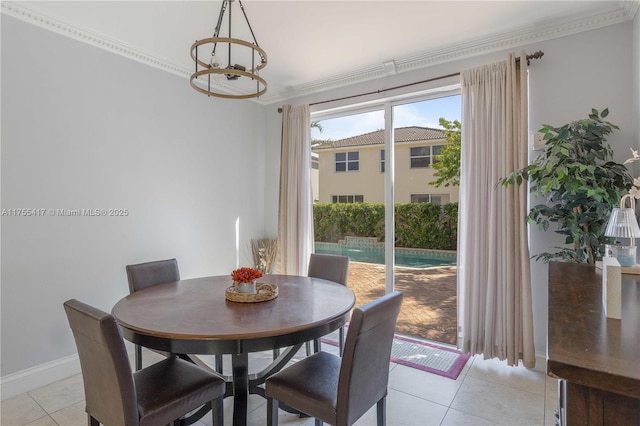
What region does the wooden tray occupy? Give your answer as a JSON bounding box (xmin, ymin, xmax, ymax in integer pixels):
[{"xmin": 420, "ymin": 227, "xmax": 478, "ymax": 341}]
[{"xmin": 225, "ymin": 283, "xmax": 278, "ymax": 303}]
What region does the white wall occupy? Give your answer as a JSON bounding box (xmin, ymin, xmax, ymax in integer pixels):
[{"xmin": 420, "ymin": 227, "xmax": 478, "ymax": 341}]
[
  {"xmin": 1, "ymin": 15, "xmax": 276, "ymax": 392},
  {"xmin": 527, "ymin": 22, "xmax": 633, "ymax": 362},
  {"xmin": 280, "ymin": 21, "xmax": 635, "ymax": 365}
]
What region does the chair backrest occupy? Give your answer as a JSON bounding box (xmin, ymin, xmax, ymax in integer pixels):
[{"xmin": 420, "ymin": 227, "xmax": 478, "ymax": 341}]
[
  {"xmin": 63, "ymin": 299, "xmax": 139, "ymax": 426},
  {"xmin": 307, "ymin": 253, "xmax": 349, "ymax": 286},
  {"xmin": 337, "ymin": 291, "xmax": 403, "ymax": 426},
  {"xmin": 126, "ymin": 258, "xmax": 180, "ymax": 293}
]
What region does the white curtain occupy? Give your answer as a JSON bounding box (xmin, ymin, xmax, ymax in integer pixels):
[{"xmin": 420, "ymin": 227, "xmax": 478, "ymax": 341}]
[
  {"xmin": 457, "ymin": 52, "xmax": 535, "ymax": 367},
  {"xmin": 277, "ymin": 104, "xmax": 314, "ymax": 275}
]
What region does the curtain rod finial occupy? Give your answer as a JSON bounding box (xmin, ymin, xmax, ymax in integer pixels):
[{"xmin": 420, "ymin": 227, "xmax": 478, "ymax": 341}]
[{"xmin": 526, "ymin": 50, "xmax": 544, "ymax": 65}]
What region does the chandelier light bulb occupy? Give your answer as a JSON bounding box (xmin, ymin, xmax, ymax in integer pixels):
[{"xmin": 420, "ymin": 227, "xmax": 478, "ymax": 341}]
[{"xmin": 209, "ymin": 55, "xmax": 220, "ymax": 68}]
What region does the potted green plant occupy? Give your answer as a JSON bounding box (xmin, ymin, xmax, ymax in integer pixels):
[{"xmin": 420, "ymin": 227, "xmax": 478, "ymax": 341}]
[{"xmin": 499, "ymin": 108, "xmax": 633, "ymax": 264}]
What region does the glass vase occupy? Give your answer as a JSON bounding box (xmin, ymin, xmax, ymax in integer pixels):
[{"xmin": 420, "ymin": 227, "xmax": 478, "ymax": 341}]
[
  {"xmin": 615, "ymin": 245, "xmax": 637, "ymax": 267},
  {"xmin": 604, "ymin": 244, "xmax": 637, "ymax": 267}
]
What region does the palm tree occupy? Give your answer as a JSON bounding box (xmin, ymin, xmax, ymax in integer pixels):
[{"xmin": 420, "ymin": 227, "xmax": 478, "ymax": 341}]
[
  {"xmin": 311, "ymin": 121, "xmax": 323, "ymax": 133},
  {"xmin": 311, "ymin": 121, "xmax": 335, "ymax": 146}
]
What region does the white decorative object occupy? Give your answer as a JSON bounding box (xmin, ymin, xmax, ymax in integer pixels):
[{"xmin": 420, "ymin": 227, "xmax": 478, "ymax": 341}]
[
  {"xmin": 235, "ymin": 281, "xmax": 257, "ymax": 294},
  {"xmin": 604, "ymin": 194, "xmax": 640, "ymax": 267},
  {"xmin": 602, "ymin": 257, "xmax": 622, "ymax": 319},
  {"xmin": 225, "ymin": 283, "xmax": 278, "ymax": 303},
  {"xmin": 251, "ymin": 238, "xmax": 278, "ymax": 274}
]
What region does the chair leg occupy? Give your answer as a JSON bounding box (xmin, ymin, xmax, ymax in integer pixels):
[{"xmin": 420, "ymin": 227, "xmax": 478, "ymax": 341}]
[
  {"xmin": 267, "ymin": 397, "xmax": 279, "ymax": 426},
  {"xmin": 306, "ymin": 338, "xmax": 321, "ymax": 356},
  {"xmin": 135, "ymin": 344, "xmax": 142, "ymax": 371},
  {"xmin": 88, "ymin": 415, "xmax": 99, "ymax": 426},
  {"xmin": 314, "ymin": 418, "xmax": 322, "ymax": 426},
  {"xmin": 376, "ymin": 397, "xmax": 386, "ymax": 426},
  {"xmin": 214, "ymin": 354, "xmax": 224, "ymax": 374},
  {"xmin": 338, "ymin": 327, "xmax": 344, "ymax": 356},
  {"xmin": 212, "ymin": 398, "xmax": 224, "ymax": 426}
]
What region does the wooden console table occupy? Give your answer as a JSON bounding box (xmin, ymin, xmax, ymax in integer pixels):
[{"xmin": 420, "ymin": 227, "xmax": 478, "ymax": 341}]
[{"xmin": 547, "ymin": 262, "xmax": 640, "ymax": 426}]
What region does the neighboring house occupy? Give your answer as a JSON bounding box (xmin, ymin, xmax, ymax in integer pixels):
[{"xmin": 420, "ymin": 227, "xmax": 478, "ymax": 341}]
[{"xmin": 312, "ymin": 126, "xmax": 459, "ymax": 204}]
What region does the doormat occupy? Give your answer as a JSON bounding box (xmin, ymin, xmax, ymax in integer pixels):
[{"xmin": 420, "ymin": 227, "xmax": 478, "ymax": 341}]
[{"xmin": 322, "ymin": 330, "xmax": 470, "ymax": 380}]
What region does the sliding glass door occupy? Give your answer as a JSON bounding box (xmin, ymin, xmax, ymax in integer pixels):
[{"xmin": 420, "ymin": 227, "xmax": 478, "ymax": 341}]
[
  {"xmin": 391, "ymin": 96, "xmax": 460, "ymax": 345},
  {"xmin": 311, "ymin": 109, "xmax": 388, "ymax": 307},
  {"xmin": 311, "ymin": 92, "xmax": 461, "ymax": 345}
]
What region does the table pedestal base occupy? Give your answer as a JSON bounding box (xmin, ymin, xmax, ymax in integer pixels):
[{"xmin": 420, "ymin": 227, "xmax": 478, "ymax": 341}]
[{"xmin": 186, "ymin": 343, "xmax": 305, "ymax": 426}]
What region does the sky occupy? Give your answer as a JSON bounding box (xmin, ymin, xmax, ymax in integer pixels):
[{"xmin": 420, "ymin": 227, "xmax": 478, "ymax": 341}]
[{"xmin": 311, "ymin": 95, "xmax": 461, "ymax": 141}]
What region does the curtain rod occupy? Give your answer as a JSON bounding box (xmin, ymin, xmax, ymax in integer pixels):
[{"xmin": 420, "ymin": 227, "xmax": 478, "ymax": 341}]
[{"xmin": 277, "ymin": 50, "xmax": 544, "ymax": 113}]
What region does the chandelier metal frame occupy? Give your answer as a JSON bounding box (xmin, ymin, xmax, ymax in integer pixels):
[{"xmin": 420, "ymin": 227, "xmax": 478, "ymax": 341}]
[{"xmin": 190, "ymin": 0, "xmax": 267, "ymax": 99}]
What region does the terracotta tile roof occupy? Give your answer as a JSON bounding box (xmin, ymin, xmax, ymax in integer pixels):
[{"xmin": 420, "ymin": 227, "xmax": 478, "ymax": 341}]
[{"xmin": 313, "ymin": 126, "xmax": 445, "ymax": 150}]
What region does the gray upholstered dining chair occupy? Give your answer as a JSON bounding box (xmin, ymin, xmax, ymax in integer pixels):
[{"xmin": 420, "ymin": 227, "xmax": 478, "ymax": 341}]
[
  {"xmin": 308, "ymin": 253, "xmax": 350, "ymax": 355},
  {"xmin": 265, "ymin": 291, "xmax": 403, "ymax": 426},
  {"xmin": 126, "ymin": 258, "xmax": 224, "ymax": 374},
  {"xmin": 64, "ymin": 299, "xmax": 225, "ymax": 426},
  {"xmin": 125, "ymin": 258, "xmax": 180, "ymax": 371},
  {"xmin": 126, "ymin": 258, "xmax": 180, "ymax": 293}
]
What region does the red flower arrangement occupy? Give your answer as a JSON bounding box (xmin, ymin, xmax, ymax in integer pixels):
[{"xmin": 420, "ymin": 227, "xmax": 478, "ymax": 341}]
[{"xmin": 231, "ymin": 267, "xmax": 263, "ymax": 284}]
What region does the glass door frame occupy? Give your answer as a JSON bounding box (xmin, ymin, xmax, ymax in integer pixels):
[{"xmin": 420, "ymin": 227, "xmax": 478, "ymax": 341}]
[{"xmin": 383, "ymin": 103, "xmax": 395, "ymax": 294}]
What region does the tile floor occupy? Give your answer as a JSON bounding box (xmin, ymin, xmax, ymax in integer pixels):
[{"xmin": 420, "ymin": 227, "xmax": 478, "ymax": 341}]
[{"xmin": 1, "ymin": 342, "xmax": 558, "ymax": 426}]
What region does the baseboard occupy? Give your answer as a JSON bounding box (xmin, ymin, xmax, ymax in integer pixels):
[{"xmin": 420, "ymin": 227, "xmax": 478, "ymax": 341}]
[
  {"xmin": 1, "ymin": 354, "xmax": 81, "ymax": 400},
  {"xmin": 533, "ymin": 351, "xmax": 547, "ymax": 373}
]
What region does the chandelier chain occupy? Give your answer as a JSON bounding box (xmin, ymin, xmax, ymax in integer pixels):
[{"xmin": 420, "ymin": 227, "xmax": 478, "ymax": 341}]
[{"xmin": 210, "ymin": 0, "xmax": 228, "ymax": 59}]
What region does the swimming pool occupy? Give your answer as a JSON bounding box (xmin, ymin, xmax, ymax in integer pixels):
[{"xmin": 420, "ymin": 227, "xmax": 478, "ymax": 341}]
[{"xmin": 315, "ymin": 242, "xmax": 456, "ymax": 268}]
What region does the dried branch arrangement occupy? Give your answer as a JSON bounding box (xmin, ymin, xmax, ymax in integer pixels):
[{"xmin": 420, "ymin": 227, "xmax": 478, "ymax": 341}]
[{"xmin": 251, "ymin": 238, "xmax": 278, "ymax": 274}]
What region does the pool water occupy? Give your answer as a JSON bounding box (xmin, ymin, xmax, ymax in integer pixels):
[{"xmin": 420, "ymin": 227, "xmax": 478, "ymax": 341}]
[{"xmin": 314, "ymin": 246, "xmax": 456, "ymax": 268}]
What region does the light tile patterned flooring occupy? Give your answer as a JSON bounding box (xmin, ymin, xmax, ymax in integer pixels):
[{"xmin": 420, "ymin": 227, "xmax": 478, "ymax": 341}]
[{"xmin": 1, "ymin": 343, "xmax": 558, "ymax": 426}]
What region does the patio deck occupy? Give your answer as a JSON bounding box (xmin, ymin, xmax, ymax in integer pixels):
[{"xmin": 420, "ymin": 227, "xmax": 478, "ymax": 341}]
[{"xmin": 347, "ymin": 261, "xmax": 457, "ymax": 345}]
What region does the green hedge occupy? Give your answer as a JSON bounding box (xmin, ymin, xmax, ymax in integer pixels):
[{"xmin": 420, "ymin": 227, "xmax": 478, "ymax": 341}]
[{"xmin": 313, "ymin": 202, "xmax": 458, "ymax": 250}]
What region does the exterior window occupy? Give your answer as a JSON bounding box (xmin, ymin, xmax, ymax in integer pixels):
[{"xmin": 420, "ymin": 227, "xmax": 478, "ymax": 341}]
[
  {"xmin": 432, "ymin": 145, "xmax": 443, "ymax": 161},
  {"xmin": 411, "ymin": 194, "xmax": 443, "ymax": 204},
  {"xmin": 332, "ymin": 195, "xmax": 364, "ymax": 203},
  {"xmin": 335, "ymin": 151, "xmax": 359, "ymax": 172},
  {"xmin": 410, "ymin": 145, "xmax": 443, "ymax": 168},
  {"xmin": 380, "ymin": 149, "xmax": 385, "ymax": 173}
]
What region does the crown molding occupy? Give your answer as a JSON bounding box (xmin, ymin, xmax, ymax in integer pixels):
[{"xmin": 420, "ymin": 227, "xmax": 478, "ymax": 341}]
[
  {"xmin": 2, "ymin": 1, "xmax": 635, "ymax": 107},
  {"xmin": 0, "ymin": 1, "xmax": 259, "ymax": 101},
  {"xmin": 621, "ymin": 0, "xmax": 639, "ymax": 19},
  {"xmin": 1, "ymin": 1, "xmax": 190, "ymax": 79},
  {"xmin": 272, "ymin": 5, "xmax": 633, "ymax": 104}
]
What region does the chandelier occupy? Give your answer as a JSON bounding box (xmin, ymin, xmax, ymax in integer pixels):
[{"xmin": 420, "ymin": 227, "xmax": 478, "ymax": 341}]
[{"xmin": 190, "ymin": 0, "xmax": 267, "ymax": 99}]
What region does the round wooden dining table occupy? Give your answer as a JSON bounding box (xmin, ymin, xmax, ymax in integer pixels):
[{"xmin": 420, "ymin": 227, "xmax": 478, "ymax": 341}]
[{"xmin": 112, "ymin": 274, "xmax": 355, "ymax": 426}]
